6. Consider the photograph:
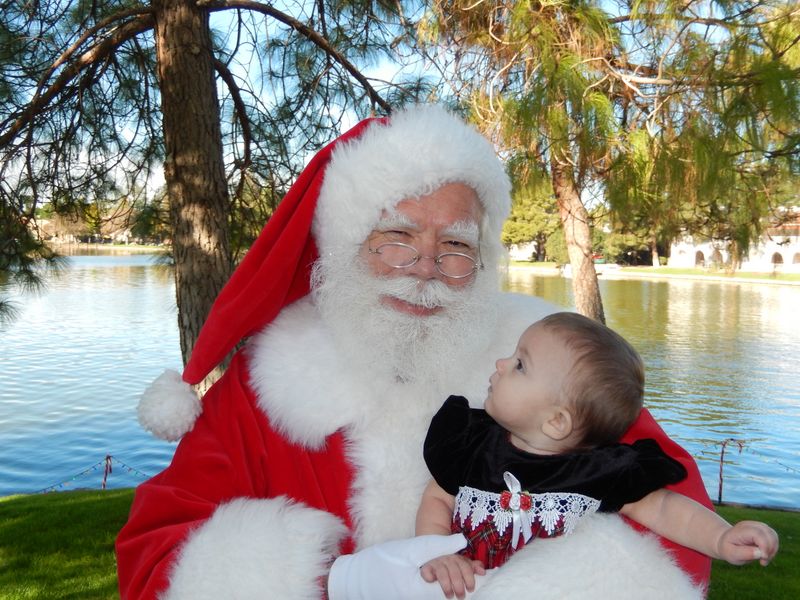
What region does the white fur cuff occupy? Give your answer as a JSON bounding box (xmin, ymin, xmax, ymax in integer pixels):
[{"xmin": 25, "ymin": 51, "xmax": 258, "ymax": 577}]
[
  {"xmin": 473, "ymin": 513, "xmax": 704, "ymax": 600},
  {"xmin": 163, "ymin": 496, "xmax": 347, "ymax": 600}
]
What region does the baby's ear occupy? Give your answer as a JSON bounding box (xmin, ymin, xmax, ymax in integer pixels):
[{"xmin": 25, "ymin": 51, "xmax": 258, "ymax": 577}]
[{"xmin": 542, "ymin": 407, "xmax": 574, "ymax": 441}]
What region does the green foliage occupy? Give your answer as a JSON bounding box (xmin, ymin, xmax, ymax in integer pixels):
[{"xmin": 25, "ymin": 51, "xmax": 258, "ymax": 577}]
[
  {"xmin": 130, "ymin": 194, "xmax": 170, "ymax": 245},
  {"xmin": 426, "ymin": 0, "xmax": 800, "ymax": 276},
  {"xmin": 545, "ymin": 226, "xmax": 569, "ymax": 265},
  {"xmin": 602, "ymin": 230, "xmax": 650, "ymax": 264},
  {"xmin": 0, "ymin": 202, "xmax": 67, "ymax": 326},
  {"xmin": 229, "ymin": 173, "xmax": 281, "ymax": 260},
  {"xmin": 502, "ymin": 157, "xmax": 560, "ymax": 253}
]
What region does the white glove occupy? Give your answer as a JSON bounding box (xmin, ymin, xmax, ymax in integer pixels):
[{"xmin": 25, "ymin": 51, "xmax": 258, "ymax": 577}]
[{"xmin": 327, "ymin": 534, "xmax": 468, "ymax": 600}]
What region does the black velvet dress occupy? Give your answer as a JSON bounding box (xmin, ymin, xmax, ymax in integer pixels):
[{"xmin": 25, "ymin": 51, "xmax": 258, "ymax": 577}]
[{"xmin": 423, "ymin": 396, "xmax": 688, "ymax": 568}]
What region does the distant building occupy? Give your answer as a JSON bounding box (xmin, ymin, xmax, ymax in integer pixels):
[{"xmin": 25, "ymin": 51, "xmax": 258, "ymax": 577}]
[
  {"xmin": 668, "ymin": 209, "xmax": 800, "ymax": 273},
  {"xmin": 507, "ymin": 241, "xmax": 538, "ymax": 261}
]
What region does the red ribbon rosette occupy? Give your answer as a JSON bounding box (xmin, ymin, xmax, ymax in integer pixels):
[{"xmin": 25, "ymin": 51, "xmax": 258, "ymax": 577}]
[{"xmin": 499, "ymin": 490, "xmax": 533, "ymax": 511}]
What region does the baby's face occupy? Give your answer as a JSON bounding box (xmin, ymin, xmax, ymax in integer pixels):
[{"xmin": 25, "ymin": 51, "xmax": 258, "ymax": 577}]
[{"xmin": 484, "ymin": 323, "xmax": 575, "ymax": 450}]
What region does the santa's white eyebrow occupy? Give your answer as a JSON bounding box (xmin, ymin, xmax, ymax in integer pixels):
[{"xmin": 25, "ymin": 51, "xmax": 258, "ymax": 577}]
[
  {"xmin": 374, "ymin": 212, "xmax": 417, "ymax": 231},
  {"xmin": 373, "ymin": 214, "xmax": 480, "ymax": 245},
  {"xmin": 443, "ymin": 221, "xmax": 480, "ymax": 245}
]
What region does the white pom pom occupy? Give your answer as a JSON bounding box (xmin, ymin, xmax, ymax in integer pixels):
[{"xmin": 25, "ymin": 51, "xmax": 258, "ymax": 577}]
[{"xmin": 137, "ymin": 369, "xmax": 202, "ymax": 441}]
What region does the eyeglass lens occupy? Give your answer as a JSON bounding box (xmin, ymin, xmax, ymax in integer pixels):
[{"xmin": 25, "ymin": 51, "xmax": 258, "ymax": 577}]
[{"xmin": 374, "ymin": 243, "xmax": 477, "ymax": 278}]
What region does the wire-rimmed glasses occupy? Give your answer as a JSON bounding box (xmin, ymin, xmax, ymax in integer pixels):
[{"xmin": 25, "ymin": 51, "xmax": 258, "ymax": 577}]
[{"xmin": 368, "ymin": 242, "xmax": 482, "ymax": 279}]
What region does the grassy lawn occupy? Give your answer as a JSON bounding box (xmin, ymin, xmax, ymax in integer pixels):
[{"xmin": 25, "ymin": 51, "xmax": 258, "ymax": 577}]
[
  {"xmin": 509, "ymin": 260, "xmax": 559, "ymax": 268},
  {"xmin": 0, "ymin": 489, "xmax": 132, "ymax": 599},
  {"xmin": 509, "ymin": 261, "xmax": 800, "ymax": 283},
  {"xmin": 0, "ymin": 490, "xmax": 796, "ymax": 598},
  {"xmin": 708, "ymin": 505, "xmax": 799, "ymax": 599},
  {"xmin": 619, "ymin": 266, "xmax": 800, "ymax": 282}
]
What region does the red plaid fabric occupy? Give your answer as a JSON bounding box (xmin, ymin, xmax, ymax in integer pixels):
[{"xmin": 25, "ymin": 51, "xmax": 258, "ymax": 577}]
[{"xmin": 453, "ymin": 513, "xmax": 565, "ymax": 569}]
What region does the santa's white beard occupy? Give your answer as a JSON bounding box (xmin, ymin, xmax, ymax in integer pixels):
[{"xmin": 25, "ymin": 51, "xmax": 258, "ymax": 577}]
[{"xmin": 312, "ymin": 256, "xmax": 498, "ymax": 389}]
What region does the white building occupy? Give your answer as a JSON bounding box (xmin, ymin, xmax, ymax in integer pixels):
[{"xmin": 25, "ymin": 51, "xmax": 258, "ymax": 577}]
[
  {"xmin": 507, "ymin": 241, "xmax": 538, "ymax": 261},
  {"xmin": 668, "ymin": 214, "xmax": 800, "ymax": 273}
]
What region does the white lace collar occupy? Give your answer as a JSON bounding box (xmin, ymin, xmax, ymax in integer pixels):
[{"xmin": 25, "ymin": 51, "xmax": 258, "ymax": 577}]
[{"xmin": 454, "ymin": 471, "xmax": 601, "ymax": 546}]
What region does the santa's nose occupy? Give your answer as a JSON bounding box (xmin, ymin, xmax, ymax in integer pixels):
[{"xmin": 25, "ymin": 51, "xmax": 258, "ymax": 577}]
[{"xmin": 404, "ymin": 253, "xmax": 441, "ymax": 280}]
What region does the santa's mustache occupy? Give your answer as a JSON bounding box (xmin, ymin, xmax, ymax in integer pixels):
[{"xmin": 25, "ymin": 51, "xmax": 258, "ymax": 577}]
[{"xmin": 375, "ymin": 276, "xmax": 465, "ymax": 309}]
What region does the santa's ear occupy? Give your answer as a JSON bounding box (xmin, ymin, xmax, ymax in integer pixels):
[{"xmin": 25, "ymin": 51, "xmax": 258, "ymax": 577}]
[{"xmin": 542, "ymin": 407, "xmax": 574, "ymax": 441}]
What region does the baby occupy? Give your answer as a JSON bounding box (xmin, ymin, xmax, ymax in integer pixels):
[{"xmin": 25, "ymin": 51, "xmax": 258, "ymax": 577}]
[{"xmin": 416, "ymin": 312, "xmax": 779, "ymax": 598}]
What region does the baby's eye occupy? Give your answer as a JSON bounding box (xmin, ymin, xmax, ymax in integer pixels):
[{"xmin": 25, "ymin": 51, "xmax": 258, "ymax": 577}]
[{"xmin": 515, "ymin": 359, "xmax": 524, "ymax": 371}]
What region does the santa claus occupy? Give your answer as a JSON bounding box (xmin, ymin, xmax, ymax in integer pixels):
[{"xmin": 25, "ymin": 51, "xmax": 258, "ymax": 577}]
[{"xmin": 116, "ymin": 105, "xmax": 711, "ymax": 599}]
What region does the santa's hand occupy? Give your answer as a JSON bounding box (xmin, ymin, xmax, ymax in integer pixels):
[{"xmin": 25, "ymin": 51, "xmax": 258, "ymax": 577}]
[{"xmin": 327, "ymin": 534, "xmax": 469, "ymax": 599}]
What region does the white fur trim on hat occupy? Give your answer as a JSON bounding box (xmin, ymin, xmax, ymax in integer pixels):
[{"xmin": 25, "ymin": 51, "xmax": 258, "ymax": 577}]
[
  {"xmin": 137, "ymin": 369, "xmax": 201, "ymax": 441},
  {"xmin": 313, "ymin": 104, "xmax": 511, "ymax": 258}
]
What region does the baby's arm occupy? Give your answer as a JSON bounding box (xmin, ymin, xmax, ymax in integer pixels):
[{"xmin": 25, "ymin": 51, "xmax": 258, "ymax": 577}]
[
  {"xmin": 621, "ymin": 489, "xmax": 779, "ymax": 565},
  {"xmin": 416, "ymin": 480, "xmax": 485, "ymax": 599},
  {"xmin": 416, "ymin": 479, "xmax": 458, "ymax": 535}
]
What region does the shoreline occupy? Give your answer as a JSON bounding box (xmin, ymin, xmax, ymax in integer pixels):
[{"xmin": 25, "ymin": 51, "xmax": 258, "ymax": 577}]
[
  {"xmin": 2, "ymin": 490, "xmax": 797, "ymax": 513},
  {"xmin": 507, "ymin": 263, "xmax": 800, "ymax": 286},
  {"xmin": 56, "ymin": 246, "xmax": 800, "ymax": 286},
  {"xmin": 715, "ymin": 500, "xmax": 800, "ymax": 514},
  {"xmin": 48, "ymin": 241, "xmax": 165, "ymax": 254}
]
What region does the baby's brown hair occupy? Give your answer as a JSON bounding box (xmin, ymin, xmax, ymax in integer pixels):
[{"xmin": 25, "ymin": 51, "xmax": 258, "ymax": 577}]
[{"xmin": 537, "ymin": 312, "xmax": 644, "ymax": 449}]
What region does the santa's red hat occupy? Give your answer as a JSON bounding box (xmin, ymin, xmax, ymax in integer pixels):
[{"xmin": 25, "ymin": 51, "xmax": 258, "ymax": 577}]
[{"xmin": 138, "ymin": 104, "xmax": 511, "ymax": 441}]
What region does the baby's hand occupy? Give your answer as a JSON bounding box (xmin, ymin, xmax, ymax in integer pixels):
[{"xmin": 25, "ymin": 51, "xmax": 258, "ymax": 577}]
[
  {"xmin": 420, "ymin": 553, "xmax": 486, "ymax": 599},
  {"xmin": 718, "ymin": 520, "xmax": 779, "ymax": 566}
]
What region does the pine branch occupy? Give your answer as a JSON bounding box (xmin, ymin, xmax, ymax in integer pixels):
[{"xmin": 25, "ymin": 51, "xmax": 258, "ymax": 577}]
[
  {"xmin": 0, "ymin": 13, "xmax": 155, "ymax": 149},
  {"xmin": 199, "ymin": 0, "xmax": 392, "ymax": 114}
]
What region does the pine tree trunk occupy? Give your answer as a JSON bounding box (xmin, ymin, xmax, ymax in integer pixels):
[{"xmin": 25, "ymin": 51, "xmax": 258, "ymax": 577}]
[
  {"xmin": 153, "ymin": 0, "xmax": 232, "ymax": 374},
  {"xmin": 650, "ymin": 236, "xmax": 660, "ymax": 267},
  {"xmin": 550, "ymin": 159, "xmax": 605, "ymax": 324}
]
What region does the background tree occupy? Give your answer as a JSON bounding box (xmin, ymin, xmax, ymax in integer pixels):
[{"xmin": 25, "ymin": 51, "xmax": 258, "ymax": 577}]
[
  {"xmin": 0, "ymin": 0, "xmax": 426, "ymax": 379},
  {"xmin": 502, "ymin": 157, "xmax": 560, "ymax": 260},
  {"xmin": 0, "ymin": 200, "xmax": 67, "ymax": 327},
  {"xmin": 130, "ymin": 195, "xmax": 172, "ymax": 245},
  {"xmin": 421, "ymin": 0, "xmax": 800, "ymax": 322}
]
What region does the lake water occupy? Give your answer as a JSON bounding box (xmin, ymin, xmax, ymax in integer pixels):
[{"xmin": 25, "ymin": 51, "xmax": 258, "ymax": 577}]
[
  {"xmin": 1, "ymin": 253, "xmax": 798, "ymax": 509},
  {"xmin": 0, "ymin": 252, "xmax": 180, "ymax": 494}
]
